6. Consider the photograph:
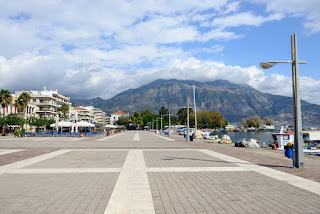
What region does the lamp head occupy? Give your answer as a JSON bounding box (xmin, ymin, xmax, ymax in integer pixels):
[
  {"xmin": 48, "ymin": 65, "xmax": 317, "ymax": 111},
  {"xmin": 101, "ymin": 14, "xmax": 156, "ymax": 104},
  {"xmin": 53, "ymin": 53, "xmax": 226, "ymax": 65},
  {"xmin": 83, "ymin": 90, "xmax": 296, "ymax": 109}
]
[{"xmin": 260, "ymin": 62, "xmax": 277, "ymax": 69}]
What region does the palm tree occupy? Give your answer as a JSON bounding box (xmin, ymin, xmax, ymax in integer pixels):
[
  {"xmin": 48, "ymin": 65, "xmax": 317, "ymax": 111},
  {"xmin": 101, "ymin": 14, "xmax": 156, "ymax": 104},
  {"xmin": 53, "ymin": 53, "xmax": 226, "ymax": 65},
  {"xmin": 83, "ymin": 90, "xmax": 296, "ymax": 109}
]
[
  {"xmin": 58, "ymin": 103, "xmax": 70, "ymax": 119},
  {"xmin": 15, "ymin": 92, "xmax": 31, "ymax": 118},
  {"xmin": 0, "ymin": 89, "xmax": 13, "ymax": 135}
]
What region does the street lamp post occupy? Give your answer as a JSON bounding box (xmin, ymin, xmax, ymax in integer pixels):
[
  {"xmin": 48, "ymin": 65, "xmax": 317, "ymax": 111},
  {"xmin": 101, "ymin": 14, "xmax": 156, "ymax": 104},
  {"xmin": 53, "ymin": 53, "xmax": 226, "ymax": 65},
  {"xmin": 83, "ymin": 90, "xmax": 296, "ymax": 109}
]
[
  {"xmin": 193, "ymin": 85, "xmax": 197, "ymax": 136},
  {"xmin": 187, "ymin": 97, "xmax": 190, "ymax": 142},
  {"xmin": 156, "ymin": 118, "xmax": 159, "ymax": 131},
  {"xmin": 260, "ymin": 33, "xmax": 306, "ymax": 168},
  {"xmin": 160, "ymin": 114, "xmax": 163, "ymax": 133},
  {"xmin": 163, "ymin": 109, "xmax": 172, "ymax": 136}
]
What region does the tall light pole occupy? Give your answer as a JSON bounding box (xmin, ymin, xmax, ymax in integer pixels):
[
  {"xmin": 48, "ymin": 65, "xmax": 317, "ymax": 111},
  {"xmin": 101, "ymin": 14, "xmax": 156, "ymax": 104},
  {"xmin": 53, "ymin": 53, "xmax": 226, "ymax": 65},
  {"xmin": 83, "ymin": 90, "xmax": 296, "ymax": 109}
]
[
  {"xmin": 187, "ymin": 97, "xmax": 190, "ymax": 142},
  {"xmin": 163, "ymin": 109, "xmax": 172, "ymax": 136},
  {"xmin": 193, "ymin": 85, "xmax": 197, "ymax": 137},
  {"xmin": 260, "ymin": 33, "xmax": 306, "ymax": 168},
  {"xmin": 160, "ymin": 114, "xmax": 163, "ymax": 133},
  {"xmin": 156, "ymin": 118, "xmax": 158, "ymax": 131},
  {"xmin": 168, "ymin": 109, "xmax": 171, "ymax": 135}
]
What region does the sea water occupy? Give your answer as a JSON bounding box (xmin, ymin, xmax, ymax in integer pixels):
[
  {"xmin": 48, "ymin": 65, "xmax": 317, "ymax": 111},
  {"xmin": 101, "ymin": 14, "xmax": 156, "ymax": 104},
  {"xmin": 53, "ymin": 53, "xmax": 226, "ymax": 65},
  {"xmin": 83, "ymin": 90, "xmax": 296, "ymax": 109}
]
[{"xmin": 223, "ymin": 132, "xmax": 274, "ymax": 145}]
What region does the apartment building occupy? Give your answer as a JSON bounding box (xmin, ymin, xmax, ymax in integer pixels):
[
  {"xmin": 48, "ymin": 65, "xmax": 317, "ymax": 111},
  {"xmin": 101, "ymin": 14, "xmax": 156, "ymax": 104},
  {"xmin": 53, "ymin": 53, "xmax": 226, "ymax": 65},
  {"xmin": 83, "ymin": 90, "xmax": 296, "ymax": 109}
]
[
  {"xmin": 0, "ymin": 96, "xmax": 37, "ymax": 119},
  {"xmin": 70, "ymin": 107, "xmax": 93, "ymax": 122},
  {"xmin": 92, "ymin": 107, "xmax": 106, "ymax": 125},
  {"xmin": 15, "ymin": 87, "xmax": 71, "ymax": 118},
  {"xmin": 70, "ymin": 106, "xmax": 106, "ymax": 125},
  {"xmin": 106, "ymin": 117, "xmax": 111, "ymax": 125}
]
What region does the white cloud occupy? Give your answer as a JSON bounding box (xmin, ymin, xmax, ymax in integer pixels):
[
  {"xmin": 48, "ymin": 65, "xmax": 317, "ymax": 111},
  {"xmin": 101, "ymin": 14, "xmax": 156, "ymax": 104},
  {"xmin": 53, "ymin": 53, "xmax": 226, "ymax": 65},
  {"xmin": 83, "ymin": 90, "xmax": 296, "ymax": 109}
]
[
  {"xmin": 251, "ymin": 0, "xmax": 320, "ymax": 34},
  {"xmin": 0, "ymin": 0, "xmax": 320, "ymax": 107},
  {"xmin": 201, "ymin": 28, "xmax": 243, "ymax": 41},
  {"xmin": 209, "ymin": 11, "xmax": 284, "ymax": 29}
]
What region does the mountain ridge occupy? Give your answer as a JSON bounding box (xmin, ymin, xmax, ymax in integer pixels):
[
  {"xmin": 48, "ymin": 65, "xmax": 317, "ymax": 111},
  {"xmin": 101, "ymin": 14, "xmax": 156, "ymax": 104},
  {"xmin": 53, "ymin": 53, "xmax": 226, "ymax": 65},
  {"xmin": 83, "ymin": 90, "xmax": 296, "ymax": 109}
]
[{"xmin": 72, "ymin": 79, "xmax": 320, "ymax": 124}]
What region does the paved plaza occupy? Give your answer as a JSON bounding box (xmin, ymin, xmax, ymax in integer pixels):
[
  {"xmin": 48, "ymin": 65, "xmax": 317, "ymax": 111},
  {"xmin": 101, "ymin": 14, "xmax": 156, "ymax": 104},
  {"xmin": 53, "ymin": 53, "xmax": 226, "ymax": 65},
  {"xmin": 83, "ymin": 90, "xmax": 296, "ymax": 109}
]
[{"xmin": 0, "ymin": 131, "xmax": 320, "ymax": 213}]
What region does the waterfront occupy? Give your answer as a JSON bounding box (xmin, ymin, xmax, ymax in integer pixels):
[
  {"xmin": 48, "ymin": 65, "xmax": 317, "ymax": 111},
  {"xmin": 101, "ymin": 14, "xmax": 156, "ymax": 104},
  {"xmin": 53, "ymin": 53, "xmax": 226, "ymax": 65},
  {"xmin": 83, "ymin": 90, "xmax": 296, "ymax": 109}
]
[{"xmin": 221, "ymin": 131, "xmax": 274, "ymax": 145}]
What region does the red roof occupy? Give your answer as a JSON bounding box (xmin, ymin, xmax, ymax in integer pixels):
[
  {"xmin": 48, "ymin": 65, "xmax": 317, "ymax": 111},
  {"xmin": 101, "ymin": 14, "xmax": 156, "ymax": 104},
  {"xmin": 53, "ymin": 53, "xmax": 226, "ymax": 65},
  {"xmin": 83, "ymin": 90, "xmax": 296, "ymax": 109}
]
[{"xmin": 111, "ymin": 111, "xmax": 127, "ymax": 115}]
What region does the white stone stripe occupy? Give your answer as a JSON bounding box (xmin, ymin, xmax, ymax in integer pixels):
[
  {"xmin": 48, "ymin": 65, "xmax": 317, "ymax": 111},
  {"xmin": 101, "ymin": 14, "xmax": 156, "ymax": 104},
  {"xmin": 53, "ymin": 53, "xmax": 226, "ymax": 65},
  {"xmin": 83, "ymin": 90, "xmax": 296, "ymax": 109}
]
[
  {"xmin": 70, "ymin": 137, "xmax": 87, "ymax": 141},
  {"xmin": 0, "ymin": 149, "xmax": 24, "ymax": 155},
  {"xmin": 67, "ymin": 149, "xmax": 129, "ymax": 151},
  {"xmin": 133, "ymin": 132, "xmax": 140, "ymax": 141},
  {"xmin": 0, "ymin": 149, "xmax": 72, "ymax": 174},
  {"xmin": 104, "ymin": 150, "xmax": 155, "ymax": 214},
  {"xmin": 9, "ymin": 168, "xmax": 121, "ymax": 173},
  {"xmin": 146, "ymin": 167, "xmax": 248, "ymax": 172},
  {"xmin": 199, "ymin": 149, "xmax": 320, "ymax": 196},
  {"xmin": 149, "ymin": 132, "xmax": 176, "ymax": 141},
  {"xmin": 94, "ymin": 140, "xmax": 172, "ymax": 142},
  {"xmin": 96, "ymin": 133, "xmax": 125, "ymax": 141}
]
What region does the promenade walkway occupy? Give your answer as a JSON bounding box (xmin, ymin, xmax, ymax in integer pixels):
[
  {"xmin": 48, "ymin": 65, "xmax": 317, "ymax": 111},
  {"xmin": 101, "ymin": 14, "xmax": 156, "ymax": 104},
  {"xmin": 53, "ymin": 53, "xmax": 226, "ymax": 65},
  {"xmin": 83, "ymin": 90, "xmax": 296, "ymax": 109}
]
[{"xmin": 0, "ymin": 131, "xmax": 319, "ymax": 213}]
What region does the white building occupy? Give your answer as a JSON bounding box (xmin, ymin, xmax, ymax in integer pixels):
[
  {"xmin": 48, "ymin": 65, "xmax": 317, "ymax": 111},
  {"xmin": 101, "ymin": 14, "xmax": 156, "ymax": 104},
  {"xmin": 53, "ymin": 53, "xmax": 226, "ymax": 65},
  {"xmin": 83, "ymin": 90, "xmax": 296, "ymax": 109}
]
[
  {"xmin": 70, "ymin": 106, "xmax": 106, "ymax": 125},
  {"xmin": 111, "ymin": 111, "xmax": 128, "ymax": 125},
  {"xmin": 70, "ymin": 107, "xmax": 93, "ymax": 122},
  {"xmin": 92, "ymin": 107, "xmax": 106, "ymax": 124},
  {"xmin": 15, "ymin": 88, "xmax": 71, "ymax": 118}
]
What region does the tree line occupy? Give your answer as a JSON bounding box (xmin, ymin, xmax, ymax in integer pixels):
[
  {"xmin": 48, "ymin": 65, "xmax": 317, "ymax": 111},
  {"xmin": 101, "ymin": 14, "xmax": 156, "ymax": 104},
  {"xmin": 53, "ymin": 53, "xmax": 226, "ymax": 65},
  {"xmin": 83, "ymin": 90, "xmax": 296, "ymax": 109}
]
[
  {"xmin": 116, "ymin": 105, "xmax": 228, "ymax": 129},
  {"xmin": 241, "ymin": 115, "xmax": 274, "ymax": 128}
]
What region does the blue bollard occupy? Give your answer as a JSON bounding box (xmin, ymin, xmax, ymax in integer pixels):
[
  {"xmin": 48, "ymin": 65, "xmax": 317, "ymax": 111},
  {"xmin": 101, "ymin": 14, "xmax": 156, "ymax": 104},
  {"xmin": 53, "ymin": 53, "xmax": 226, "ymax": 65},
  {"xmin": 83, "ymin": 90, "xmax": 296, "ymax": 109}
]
[{"xmin": 284, "ymin": 149, "xmax": 293, "ymax": 158}]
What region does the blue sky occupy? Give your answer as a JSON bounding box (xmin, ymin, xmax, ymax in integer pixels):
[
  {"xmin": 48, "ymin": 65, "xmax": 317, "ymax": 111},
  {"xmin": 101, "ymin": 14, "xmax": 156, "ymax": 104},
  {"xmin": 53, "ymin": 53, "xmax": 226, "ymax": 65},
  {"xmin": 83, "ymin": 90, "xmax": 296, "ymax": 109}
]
[{"xmin": 0, "ymin": 0, "xmax": 320, "ymax": 104}]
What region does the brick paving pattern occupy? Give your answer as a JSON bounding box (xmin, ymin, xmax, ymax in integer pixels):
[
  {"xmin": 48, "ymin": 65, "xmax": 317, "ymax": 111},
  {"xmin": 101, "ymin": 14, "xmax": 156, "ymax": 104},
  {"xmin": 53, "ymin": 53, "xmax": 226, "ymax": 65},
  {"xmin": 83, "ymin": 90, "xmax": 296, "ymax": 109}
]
[
  {"xmin": 0, "ymin": 131, "xmax": 319, "ymax": 214},
  {"xmin": 24, "ymin": 150, "xmax": 128, "ymax": 168},
  {"xmin": 169, "ymin": 135, "xmax": 320, "ymax": 183},
  {"xmin": 149, "ymin": 171, "xmax": 320, "ymax": 214},
  {"xmin": 0, "ymin": 148, "xmax": 59, "ymax": 166},
  {"xmin": 144, "ymin": 150, "xmax": 237, "ymax": 168},
  {"xmin": 0, "ymin": 173, "xmax": 119, "ymax": 214}
]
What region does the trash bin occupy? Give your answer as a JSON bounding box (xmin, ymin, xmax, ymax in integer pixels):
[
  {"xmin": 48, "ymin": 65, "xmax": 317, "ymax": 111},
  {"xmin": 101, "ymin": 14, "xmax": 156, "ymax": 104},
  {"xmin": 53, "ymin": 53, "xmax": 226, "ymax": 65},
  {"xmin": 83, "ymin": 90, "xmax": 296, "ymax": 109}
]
[{"xmin": 284, "ymin": 143, "xmax": 293, "ymax": 159}]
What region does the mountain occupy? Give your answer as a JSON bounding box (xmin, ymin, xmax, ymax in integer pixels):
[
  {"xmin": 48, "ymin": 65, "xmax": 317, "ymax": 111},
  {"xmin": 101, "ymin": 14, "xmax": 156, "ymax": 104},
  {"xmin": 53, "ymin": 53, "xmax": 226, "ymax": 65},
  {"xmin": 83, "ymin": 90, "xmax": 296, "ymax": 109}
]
[{"xmin": 72, "ymin": 79, "xmax": 320, "ymax": 124}]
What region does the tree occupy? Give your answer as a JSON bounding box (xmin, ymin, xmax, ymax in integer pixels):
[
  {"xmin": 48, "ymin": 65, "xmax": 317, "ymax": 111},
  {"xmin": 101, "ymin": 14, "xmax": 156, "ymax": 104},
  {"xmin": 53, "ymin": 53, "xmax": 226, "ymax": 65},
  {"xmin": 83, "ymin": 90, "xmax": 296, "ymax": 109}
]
[
  {"xmin": 0, "ymin": 89, "xmax": 12, "ymax": 118},
  {"xmin": 0, "ymin": 89, "xmax": 13, "ymax": 135},
  {"xmin": 264, "ymin": 116, "xmax": 274, "ymax": 125},
  {"xmin": 177, "ymin": 107, "xmax": 193, "ymax": 125},
  {"xmin": 116, "ymin": 115, "xmax": 130, "ymax": 126},
  {"xmin": 140, "ymin": 109, "xmax": 153, "ymax": 117},
  {"xmin": 246, "ymin": 115, "xmax": 261, "ymax": 128},
  {"xmin": 158, "ymin": 105, "xmax": 169, "ymax": 116},
  {"xmin": 58, "ymin": 103, "xmax": 70, "ymax": 119},
  {"xmin": 15, "ymin": 92, "xmax": 31, "ymax": 118},
  {"xmin": 27, "ymin": 116, "xmax": 54, "ymax": 128},
  {"xmin": 130, "ymin": 112, "xmax": 144, "ymax": 127},
  {"xmin": 4, "ymin": 114, "xmax": 25, "ymax": 126},
  {"xmin": 211, "ymin": 112, "xmax": 225, "ymax": 128}
]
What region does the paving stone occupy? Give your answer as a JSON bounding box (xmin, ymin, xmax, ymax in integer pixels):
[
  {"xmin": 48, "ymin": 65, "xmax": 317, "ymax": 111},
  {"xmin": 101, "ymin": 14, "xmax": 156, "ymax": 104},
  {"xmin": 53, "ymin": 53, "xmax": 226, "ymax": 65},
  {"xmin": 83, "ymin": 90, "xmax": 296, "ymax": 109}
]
[
  {"xmin": 0, "ymin": 173, "xmax": 118, "ymax": 214},
  {"xmin": 148, "ymin": 171, "xmax": 320, "ymax": 214},
  {"xmin": 24, "ymin": 150, "xmax": 128, "ymax": 168},
  {"xmin": 144, "ymin": 150, "xmax": 237, "ymax": 168}
]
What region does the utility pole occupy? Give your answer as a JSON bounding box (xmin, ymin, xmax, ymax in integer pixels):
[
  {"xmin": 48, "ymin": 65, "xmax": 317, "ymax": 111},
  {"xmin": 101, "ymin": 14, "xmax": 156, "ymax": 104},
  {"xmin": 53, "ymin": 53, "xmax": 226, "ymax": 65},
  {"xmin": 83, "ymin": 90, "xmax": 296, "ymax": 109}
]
[
  {"xmin": 160, "ymin": 114, "xmax": 163, "ymax": 133},
  {"xmin": 187, "ymin": 97, "xmax": 189, "ymax": 142},
  {"xmin": 260, "ymin": 33, "xmax": 306, "ymax": 168},
  {"xmin": 291, "ymin": 34, "xmax": 304, "ymax": 168},
  {"xmin": 156, "ymin": 118, "xmax": 158, "ymax": 131},
  {"xmin": 193, "ymin": 85, "xmax": 197, "ymax": 136},
  {"xmin": 168, "ymin": 109, "xmax": 171, "ymax": 136}
]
